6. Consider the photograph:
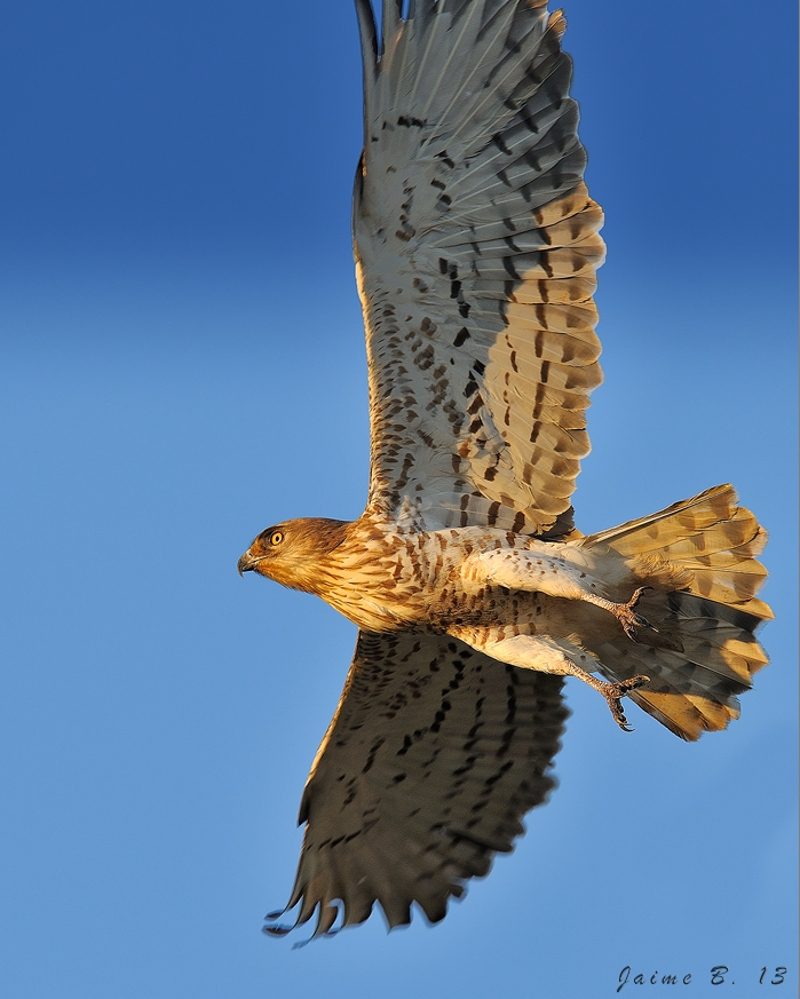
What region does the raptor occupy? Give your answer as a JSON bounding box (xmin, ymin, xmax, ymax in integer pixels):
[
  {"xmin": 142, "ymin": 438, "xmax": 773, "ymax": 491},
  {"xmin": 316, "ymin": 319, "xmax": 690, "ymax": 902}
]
[{"xmin": 238, "ymin": 0, "xmax": 771, "ymax": 939}]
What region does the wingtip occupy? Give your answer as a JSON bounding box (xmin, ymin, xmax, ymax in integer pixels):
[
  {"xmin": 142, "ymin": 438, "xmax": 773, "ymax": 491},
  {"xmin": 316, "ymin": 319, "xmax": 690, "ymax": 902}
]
[
  {"xmin": 262, "ymin": 923, "xmax": 291, "ymax": 937},
  {"xmin": 354, "ymin": 0, "xmax": 378, "ymax": 64},
  {"xmin": 354, "ymin": 0, "xmax": 378, "ymax": 137},
  {"xmin": 547, "ymin": 8, "xmax": 567, "ymax": 38}
]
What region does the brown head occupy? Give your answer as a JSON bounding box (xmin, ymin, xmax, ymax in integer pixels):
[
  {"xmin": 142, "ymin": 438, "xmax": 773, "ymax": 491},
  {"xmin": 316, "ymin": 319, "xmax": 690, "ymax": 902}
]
[{"xmin": 237, "ymin": 518, "xmax": 349, "ymax": 594}]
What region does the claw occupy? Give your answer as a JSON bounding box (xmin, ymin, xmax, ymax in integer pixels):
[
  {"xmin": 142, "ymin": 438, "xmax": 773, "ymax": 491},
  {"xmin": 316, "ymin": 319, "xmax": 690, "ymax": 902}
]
[
  {"xmin": 602, "ymin": 674, "xmax": 650, "ymax": 731},
  {"xmin": 615, "ymin": 587, "xmax": 659, "ymax": 641},
  {"xmin": 609, "ymin": 698, "xmax": 633, "ymax": 731}
]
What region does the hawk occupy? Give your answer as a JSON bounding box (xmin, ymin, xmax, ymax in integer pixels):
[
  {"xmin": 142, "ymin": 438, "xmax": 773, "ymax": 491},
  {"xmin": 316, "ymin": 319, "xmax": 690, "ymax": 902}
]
[{"xmin": 237, "ymin": 0, "xmax": 771, "ymax": 939}]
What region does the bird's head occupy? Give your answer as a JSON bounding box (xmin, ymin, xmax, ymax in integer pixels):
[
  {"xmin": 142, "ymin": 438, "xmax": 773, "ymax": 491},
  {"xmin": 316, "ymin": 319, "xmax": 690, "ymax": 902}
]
[{"xmin": 237, "ymin": 518, "xmax": 349, "ymax": 594}]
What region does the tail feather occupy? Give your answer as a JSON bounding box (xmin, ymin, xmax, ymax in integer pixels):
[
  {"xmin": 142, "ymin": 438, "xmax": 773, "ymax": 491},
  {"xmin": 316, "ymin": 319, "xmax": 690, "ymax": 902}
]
[
  {"xmin": 589, "ymin": 484, "xmax": 741, "ymax": 550},
  {"xmin": 585, "ymin": 484, "xmax": 771, "ymax": 741},
  {"xmin": 598, "ymin": 484, "xmax": 772, "ymax": 619}
]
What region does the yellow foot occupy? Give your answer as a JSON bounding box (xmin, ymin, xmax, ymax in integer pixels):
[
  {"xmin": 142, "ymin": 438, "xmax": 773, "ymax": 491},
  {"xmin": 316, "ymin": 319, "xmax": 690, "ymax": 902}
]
[
  {"xmin": 614, "ymin": 586, "xmax": 657, "ymax": 642},
  {"xmin": 602, "ymin": 674, "xmax": 650, "ymax": 731}
]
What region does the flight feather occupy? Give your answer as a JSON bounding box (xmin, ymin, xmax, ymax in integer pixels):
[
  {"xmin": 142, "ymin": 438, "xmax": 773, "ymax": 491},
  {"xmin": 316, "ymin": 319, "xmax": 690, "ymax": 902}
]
[{"xmin": 354, "ymin": 0, "xmax": 604, "ymax": 537}]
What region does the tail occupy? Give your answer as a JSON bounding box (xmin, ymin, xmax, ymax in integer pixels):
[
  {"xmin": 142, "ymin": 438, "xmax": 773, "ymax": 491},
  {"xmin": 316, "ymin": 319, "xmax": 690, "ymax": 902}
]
[{"xmin": 584, "ymin": 485, "xmax": 772, "ymax": 741}]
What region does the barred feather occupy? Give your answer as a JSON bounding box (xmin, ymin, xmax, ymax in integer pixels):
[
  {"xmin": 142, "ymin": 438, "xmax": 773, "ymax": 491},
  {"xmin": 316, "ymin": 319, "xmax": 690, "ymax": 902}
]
[
  {"xmin": 585, "ymin": 485, "xmax": 771, "ymax": 740},
  {"xmin": 241, "ymin": 1, "xmax": 773, "ymax": 945},
  {"xmin": 355, "ymin": 0, "xmax": 603, "ymax": 537},
  {"xmin": 263, "ymin": 632, "xmax": 566, "ymax": 938}
]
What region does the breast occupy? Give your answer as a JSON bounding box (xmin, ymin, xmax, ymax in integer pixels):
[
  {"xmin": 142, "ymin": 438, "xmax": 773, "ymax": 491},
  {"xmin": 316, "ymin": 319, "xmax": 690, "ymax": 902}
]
[
  {"xmin": 317, "ymin": 525, "xmax": 428, "ymax": 633},
  {"xmin": 317, "ymin": 521, "xmax": 528, "ymax": 634}
]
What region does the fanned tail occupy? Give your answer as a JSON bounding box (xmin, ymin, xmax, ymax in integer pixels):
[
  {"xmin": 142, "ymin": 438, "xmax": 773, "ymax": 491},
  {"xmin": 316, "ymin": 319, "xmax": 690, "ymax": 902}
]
[{"xmin": 585, "ymin": 485, "xmax": 772, "ymax": 740}]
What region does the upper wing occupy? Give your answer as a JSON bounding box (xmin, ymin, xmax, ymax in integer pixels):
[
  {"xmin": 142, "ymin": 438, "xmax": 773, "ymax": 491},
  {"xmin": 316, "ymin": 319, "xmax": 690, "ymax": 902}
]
[
  {"xmin": 264, "ymin": 630, "xmax": 567, "ymax": 938},
  {"xmin": 354, "ymin": 0, "xmax": 604, "ymax": 537}
]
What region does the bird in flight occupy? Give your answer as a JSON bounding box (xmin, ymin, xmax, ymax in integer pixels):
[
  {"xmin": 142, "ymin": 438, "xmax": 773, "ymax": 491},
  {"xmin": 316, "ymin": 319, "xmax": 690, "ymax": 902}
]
[{"xmin": 238, "ymin": 0, "xmax": 771, "ymax": 940}]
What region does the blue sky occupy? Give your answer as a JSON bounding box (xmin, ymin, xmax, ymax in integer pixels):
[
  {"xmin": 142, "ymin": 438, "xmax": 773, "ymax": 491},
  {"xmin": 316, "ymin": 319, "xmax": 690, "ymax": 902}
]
[{"xmin": 1, "ymin": 2, "xmax": 796, "ymax": 997}]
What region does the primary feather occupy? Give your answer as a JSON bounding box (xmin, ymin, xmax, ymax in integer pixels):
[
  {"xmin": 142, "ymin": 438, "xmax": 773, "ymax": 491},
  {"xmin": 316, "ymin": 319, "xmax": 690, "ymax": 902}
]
[{"xmin": 355, "ymin": 0, "xmax": 604, "ymax": 536}]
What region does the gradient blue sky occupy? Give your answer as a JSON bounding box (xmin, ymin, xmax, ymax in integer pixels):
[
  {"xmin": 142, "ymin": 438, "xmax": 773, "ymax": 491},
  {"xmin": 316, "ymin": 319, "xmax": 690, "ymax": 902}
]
[{"xmin": 1, "ymin": 3, "xmax": 796, "ymax": 997}]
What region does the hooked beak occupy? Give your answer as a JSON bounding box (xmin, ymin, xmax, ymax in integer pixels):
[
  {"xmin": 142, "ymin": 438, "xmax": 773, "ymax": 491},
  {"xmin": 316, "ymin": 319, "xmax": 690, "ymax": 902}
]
[{"xmin": 237, "ymin": 551, "xmax": 263, "ymax": 576}]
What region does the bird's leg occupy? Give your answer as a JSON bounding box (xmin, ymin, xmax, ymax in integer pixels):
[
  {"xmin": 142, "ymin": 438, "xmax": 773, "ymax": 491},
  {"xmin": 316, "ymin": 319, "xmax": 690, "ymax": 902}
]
[
  {"xmin": 580, "ymin": 586, "xmax": 658, "ymax": 642},
  {"xmin": 532, "ymin": 651, "xmax": 651, "ymax": 732},
  {"xmin": 464, "ymin": 550, "xmax": 659, "ymax": 643},
  {"xmin": 571, "ymin": 668, "xmax": 651, "ymax": 732},
  {"xmin": 451, "ymin": 630, "xmax": 651, "ymax": 732}
]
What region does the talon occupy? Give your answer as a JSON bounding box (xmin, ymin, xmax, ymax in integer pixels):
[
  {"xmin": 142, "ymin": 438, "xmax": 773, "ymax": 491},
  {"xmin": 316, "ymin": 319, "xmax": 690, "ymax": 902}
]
[
  {"xmin": 628, "ymin": 585, "xmax": 652, "ymax": 609},
  {"xmin": 619, "ymin": 673, "xmax": 650, "ymax": 692},
  {"xmin": 615, "ymin": 588, "xmax": 659, "ymax": 640},
  {"xmin": 603, "ymin": 675, "xmax": 650, "ymax": 731},
  {"xmin": 608, "ymin": 697, "xmax": 633, "ymax": 731}
]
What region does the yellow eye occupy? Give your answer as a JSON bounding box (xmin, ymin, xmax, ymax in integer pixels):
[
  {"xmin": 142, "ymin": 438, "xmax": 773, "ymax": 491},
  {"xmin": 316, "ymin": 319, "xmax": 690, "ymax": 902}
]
[{"xmin": 269, "ymin": 530, "xmax": 284, "ymax": 547}]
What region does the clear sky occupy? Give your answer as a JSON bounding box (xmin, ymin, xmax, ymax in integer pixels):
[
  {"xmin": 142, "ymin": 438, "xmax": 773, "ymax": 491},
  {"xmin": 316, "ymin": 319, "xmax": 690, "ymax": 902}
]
[{"xmin": 1, "ymin": 2, "xmax": 796, "ymax": 998}]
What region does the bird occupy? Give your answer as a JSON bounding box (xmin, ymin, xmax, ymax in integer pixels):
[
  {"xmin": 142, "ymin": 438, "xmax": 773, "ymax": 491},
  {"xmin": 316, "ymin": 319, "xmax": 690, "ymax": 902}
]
[{"xmin": 237, "ymin": 0, "xmax": 771, "ymax": 940}]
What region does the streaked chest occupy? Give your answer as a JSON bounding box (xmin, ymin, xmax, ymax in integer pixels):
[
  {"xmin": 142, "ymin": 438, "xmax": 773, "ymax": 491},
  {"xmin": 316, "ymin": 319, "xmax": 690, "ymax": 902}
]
[{"xmin": 319, "ymin": 524, "xmax": 522, "ymax": 633}]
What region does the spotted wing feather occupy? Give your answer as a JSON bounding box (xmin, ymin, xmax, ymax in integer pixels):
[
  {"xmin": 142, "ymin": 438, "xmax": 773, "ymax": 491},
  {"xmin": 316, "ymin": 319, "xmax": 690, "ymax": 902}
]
[
  {"xmin": 264, "ymin": 630, "xmax": 567, "ymax": 938},
  {"xmin": 355, "ymin": 0, "xmax": 604, "ymax": 536}
]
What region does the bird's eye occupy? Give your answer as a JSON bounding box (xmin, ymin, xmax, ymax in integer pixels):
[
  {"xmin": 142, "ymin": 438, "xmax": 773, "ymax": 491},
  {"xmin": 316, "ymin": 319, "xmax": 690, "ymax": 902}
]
[{"xmin": 269, "ymin": 530, "xmax": 285, "ymax": 547}]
